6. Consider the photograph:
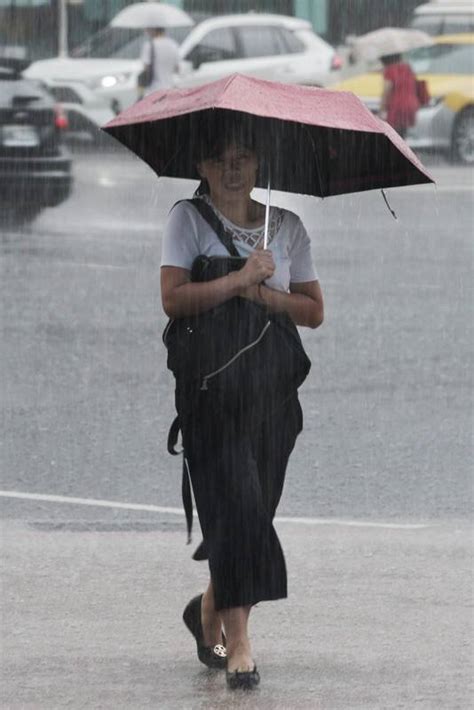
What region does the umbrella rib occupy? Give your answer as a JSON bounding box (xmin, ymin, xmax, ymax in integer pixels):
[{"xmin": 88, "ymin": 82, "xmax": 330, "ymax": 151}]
[
  {"xmin": 303, "ymin": 126, "xmax": 325, "ymax": 198},
  {"xmin": 155, "ymin": 142, "xmax": 185, "ymax": 180}
]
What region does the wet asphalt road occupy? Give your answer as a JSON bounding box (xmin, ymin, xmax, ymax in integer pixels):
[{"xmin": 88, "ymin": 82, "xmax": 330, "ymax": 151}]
[
  {"xmin": 0, "ymin": 145, "xmax": 473, "ymax": 520},
  {"xmin": 0, "ymin": 145, "xmax": 472, "ymax": 525},
  {"xmin": 1, "ymin": 145, "xmax": 473, "ymax": 710},
  {"xmin": 2, "ymin": 518, "xmax": 472, "ymax": 710}
]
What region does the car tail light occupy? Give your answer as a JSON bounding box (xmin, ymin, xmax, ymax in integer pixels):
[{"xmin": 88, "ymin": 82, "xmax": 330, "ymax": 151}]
[
  {"xmin": 331, "ymin": 54, "xmax": 343, "ymax": 71},
  {"xmin": 54, "ymin": 104, "xmax": 69, "ymax": 130}
]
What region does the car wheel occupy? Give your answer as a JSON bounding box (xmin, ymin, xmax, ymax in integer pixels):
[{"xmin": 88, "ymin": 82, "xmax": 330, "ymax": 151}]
[{"xmin": 452, "ymin": 107, "xmax": 474, "ymax": 165}]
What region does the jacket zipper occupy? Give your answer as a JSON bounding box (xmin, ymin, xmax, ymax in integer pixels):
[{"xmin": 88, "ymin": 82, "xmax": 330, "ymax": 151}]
[{"xmin": 200, "ymin": 321, "xmax": 271, "ymax": 391}]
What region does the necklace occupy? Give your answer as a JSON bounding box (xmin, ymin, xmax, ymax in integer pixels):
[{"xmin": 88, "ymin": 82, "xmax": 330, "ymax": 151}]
[{"xmin": 202, "ymin": 195, "xmax": 283, "ymax": 248}]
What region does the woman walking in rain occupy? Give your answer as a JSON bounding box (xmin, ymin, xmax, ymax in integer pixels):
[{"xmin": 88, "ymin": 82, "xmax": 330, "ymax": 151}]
[
  {"xmin": 160, "ymin": 116, "xmax": 324, "ymax": 690},
  {"xmin": 379, "ymin": 52, "xmax": 420, "ymax": 138}
]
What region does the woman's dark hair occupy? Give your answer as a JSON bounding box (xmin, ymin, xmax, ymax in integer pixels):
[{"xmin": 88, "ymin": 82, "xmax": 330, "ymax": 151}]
[
  {"xmin": 194, "ymin": 178, "xmax": 210, "ymax": 196},
  {"xmin": 193, "ymin": 113, "xmax": 260, "ymax": 196},
  {"xmin": 381, "ymin": 53, "xmax": 402, "ymax": 66}
]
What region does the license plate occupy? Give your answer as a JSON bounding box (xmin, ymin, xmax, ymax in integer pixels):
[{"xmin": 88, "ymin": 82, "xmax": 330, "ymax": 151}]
[{"xmin": 1, "ymin": 124, "xmax": 39, "ymax": 147}]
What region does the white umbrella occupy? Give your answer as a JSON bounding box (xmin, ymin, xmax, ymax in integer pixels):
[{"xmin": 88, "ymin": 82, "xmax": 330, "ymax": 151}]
[
  {"xmin": 0, "ymin": 1, "xmax": 49, "ymax": 5},
  {"xmin": 111, "ymin": 2, "xmax": 194, "ymax": 29},
  {"xmin": 352, "ymin": 27, "xmax": 434, "ymax": 62}
]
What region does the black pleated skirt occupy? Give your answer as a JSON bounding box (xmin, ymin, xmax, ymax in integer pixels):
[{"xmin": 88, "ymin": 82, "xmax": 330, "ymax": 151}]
[{"xmin": 179, "ymin": 389, "xmax": 303, "ymax": 612}]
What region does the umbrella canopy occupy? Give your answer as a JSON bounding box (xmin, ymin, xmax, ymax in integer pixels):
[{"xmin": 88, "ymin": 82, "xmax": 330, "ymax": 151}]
[
  {"xmin": 110, "ymin": 2, "xmax": 194, "ymax": 29},
  {"xmin": 351, "ymin": 27, "xmax": 434, "ymax": 62},
  {"xmin": 102, "ymin": 73, "xmax": 433, "ymax": 197}
]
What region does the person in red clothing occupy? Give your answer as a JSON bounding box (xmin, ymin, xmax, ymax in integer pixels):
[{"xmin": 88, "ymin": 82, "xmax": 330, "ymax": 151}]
[{"xmin": 379, "ymin": 53, "xmax": 420, "ymax": 138}]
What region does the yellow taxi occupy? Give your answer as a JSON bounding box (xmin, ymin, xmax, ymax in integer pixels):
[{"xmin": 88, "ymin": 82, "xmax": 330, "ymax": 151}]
[{"xmin": 331, "ymin": 34, "xmax": 474, "ymax": 163}]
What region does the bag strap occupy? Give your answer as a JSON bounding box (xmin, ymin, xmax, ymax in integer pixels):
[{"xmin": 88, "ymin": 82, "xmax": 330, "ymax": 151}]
[
  {"xmin": 149, "ymin": 38, "xmax": 155, "ymax": 84},
  {"xmin": 166, "ymin": 198, "xmax": 241, "ymax": 549},
  {"xmin": 167, "ymin": 415, "xmax": 193, "ymax": 544},
  {"xmin": 186, "ymin": 198, "xmax": 241, "ymax": 258}
]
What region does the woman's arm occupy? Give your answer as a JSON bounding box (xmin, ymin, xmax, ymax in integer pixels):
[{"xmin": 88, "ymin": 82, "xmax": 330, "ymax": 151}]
[
  {"xmin": 161, "ymin": 250, "xmax": 275, "ymax": 318},
  {"xmin": 242, "ymin": 280, "xmax": 324, "ymax": 329},
  {"xmin": 161, "ymin": 266, "xmax": 244, "ymax": 318}
]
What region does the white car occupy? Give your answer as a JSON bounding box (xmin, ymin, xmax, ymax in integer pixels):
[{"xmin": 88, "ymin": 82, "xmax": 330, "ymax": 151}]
[
  {"xmin": 176, "ymin": 14, "xmax": 340, "ymax": 89},
  {"xmin": 24, "ymin": 13, "xmax": 341, "ymax": 120}
]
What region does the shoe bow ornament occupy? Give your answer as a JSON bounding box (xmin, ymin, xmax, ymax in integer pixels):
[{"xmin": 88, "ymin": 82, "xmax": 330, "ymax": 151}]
[{"xmin": 213, "ymin": 644, "xmax": 227, "ymax": 658}]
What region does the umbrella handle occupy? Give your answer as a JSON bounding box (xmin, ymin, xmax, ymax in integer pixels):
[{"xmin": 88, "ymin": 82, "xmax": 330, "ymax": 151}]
[{"xmin": 263, "ymin": 177, "xmax": 271, "ymax": 249}]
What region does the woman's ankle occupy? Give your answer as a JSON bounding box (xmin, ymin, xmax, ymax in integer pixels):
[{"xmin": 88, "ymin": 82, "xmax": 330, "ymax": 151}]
[
  {"xmin": 201, "ymin": 588, "xmax": 224, "ymax": 647},
  {"xmin": 202, "ymin": 584, "xmax": 215, "ymax": 609},
  {"xmin": 226, "ymin": 639, "xmax": 254, "ymax": 672}
]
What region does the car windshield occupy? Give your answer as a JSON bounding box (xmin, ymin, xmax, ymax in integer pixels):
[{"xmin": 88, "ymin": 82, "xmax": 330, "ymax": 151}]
[
  {"xmin": 405, "ymin": 43, "xmax": 474, "ymax": 75},
  {"xmin": 71, "ymin": 25, "xmax": 192, "ymax": 59}
]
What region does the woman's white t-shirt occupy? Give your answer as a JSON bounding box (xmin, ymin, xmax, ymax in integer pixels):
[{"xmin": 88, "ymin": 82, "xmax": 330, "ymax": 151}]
[{"xmin": 161, "ymin": 197, "xmax": 318, "ymax": 293}]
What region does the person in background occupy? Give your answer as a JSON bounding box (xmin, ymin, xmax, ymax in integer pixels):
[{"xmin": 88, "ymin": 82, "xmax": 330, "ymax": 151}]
[
  {"xmin": 379, "ymin": 52, "xmax": 420, "ymax": 139},
  {"xmin": 139, "ymin": 26, "xmax": 180, "ymax": 95}
]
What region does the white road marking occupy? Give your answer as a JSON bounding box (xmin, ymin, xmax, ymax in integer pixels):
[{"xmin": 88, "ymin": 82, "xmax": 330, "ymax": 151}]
[
  {"xmin": 0, "ymin": 490, "xmax": 429, "ymax": 530},
  {"xmin": 275, "ymin": 515, "xmax": 428, "ymax": 529},
  {"xmin": 56, "ymin": 261, "xmax": 131, "ymax": 270},
  {"xmin": 418, "ymin": 185, "xmax": 473, "ymax": 193},
  {"xmin": 0, "ymin": 490, "xmax": 184, "ymax": 515}
]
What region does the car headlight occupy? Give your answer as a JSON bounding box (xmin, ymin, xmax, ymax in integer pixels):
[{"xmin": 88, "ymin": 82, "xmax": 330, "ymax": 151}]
[{"xmin": 87, "ymin": 73, "xmax": 132, "ymax": 90}]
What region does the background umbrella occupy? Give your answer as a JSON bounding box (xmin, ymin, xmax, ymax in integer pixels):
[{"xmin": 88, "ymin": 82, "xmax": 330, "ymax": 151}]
[
  {"xmin": 102, "ymin": 73, "xmax": 433, "ymax": 200},
  {"xmin": 0, "ymin": 0, "xmax": 49, "ymax": 5},
  {"xmin": 351, "ymin": 27, "xmax": 434, "ymax": 62},
  {"xmin": 110, "ymin": 2, "xmax": 194, "ymax": 29}
]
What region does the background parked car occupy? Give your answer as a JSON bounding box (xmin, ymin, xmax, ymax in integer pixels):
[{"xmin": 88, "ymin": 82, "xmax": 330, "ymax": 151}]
[
  {"xmin": 172, "ymin": 13, "xmax": 341, "ymax": 88},
  {"xmin": 329, "ymin": 34, "xmax": 474, "ymax": 164},
  {"xmin": 0, "ymin": 56, "xmax": 72, "ymax": 224},
  {"xmin": 24, "ymin": 13, "xmax": 342, "ymax": 121},
  {"xmin": 410, "ymin": 0, "xmax": 474, "ymax": 36},
  {"xmin": 40, "ymin": 79, "xmax": 116, "ymax": 142}
]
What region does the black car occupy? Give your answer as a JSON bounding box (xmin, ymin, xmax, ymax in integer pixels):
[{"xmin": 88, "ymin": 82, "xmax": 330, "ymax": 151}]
[{"xmin": 0, "ymin": 57, "xmax": 72, "ymax": 223}]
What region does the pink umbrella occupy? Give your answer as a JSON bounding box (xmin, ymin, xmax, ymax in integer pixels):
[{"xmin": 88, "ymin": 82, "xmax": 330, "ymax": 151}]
[{"xmin": 103, "ymin": 73, "xmax": 433, "ymax": 200}]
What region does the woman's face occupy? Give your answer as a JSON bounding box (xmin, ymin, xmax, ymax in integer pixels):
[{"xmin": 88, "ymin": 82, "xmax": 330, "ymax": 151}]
[{"xmin": 197, "ymin": 142, "xmax": 258, "ymax": 202}]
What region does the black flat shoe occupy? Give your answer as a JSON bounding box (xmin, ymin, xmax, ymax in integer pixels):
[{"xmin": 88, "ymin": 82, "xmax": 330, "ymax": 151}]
[
  {"xmin": 182, "ymin": 594, "xmax": 227, "ymax": 670},
  {"xmin": 226, "ymin": 666, "xmax": 260, "ymax": 691}
]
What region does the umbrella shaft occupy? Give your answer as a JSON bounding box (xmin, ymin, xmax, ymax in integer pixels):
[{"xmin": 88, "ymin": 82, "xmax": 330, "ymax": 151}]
[{"xmin": 263, "ymin": 178, "xmax": 271, "ymax": 249}]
